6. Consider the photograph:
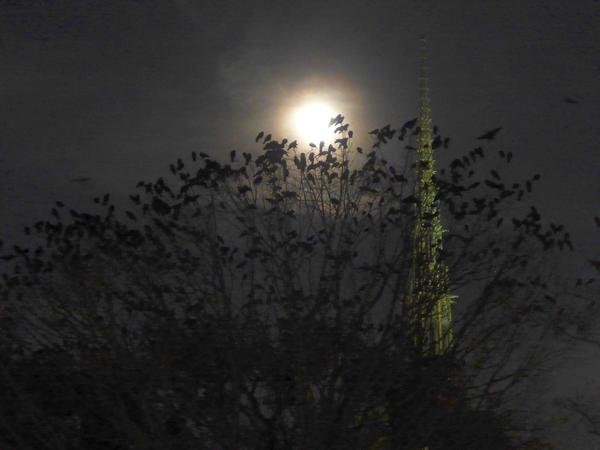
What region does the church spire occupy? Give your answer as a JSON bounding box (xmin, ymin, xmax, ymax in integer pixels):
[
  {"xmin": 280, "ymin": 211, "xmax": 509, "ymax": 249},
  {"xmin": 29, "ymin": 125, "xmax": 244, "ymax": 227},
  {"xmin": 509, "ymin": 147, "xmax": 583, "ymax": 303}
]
[
  {"xmin": 417, "ymin": 36, "xmax": 433, "ymax": 157},
  {"xmin": 408, "ymin": 36, "xmax": 455, "ymax": 355}
]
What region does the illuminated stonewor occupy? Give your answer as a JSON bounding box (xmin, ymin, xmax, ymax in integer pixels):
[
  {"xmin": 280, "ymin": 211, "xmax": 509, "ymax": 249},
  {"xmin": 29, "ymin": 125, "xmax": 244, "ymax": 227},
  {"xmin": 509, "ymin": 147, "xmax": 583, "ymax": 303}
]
[
  {"xmin": 366, "ymin": 40, "xmax": 457, "ymax": 450},
  {"xmin": 407, "ymin": 41, "xmax": 456, "ymax": 356},
  {"xmin": 403, "ymin": 39, "xmax": 458, "ymax": 450}
]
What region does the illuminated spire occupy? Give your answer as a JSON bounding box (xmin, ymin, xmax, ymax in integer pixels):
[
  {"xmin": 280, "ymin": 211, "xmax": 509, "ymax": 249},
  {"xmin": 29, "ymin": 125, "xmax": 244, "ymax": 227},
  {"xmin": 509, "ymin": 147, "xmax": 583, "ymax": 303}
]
[
  {"xmin": 409, "ymin": 36, "xmax": 455, "ymax": 355},
  {"xmin": 366, "ymin": 40, "xmax": 457, "ymax": 450},
  {"xmin": 417, "ymin": 36, "xmax": 432, "ymax": 158}
]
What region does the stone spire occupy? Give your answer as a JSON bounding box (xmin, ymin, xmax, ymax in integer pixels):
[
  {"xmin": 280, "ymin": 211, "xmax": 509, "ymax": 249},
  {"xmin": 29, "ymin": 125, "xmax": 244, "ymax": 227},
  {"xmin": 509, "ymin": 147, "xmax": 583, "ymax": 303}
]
[{"xmin": 409, "ymin": 36, "xmax": 455, "ymax": 355}]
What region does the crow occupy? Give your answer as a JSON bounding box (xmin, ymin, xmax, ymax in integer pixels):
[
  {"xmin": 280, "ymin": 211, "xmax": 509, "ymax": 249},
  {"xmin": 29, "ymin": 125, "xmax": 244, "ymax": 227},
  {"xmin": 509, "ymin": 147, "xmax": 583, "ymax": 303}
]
[
  {"xmin": 563, "ymin": 97, "xmax": 579, "ymax": 104},
  {"xmin": 255, "ymin": 131, "xmax": 264, "ymax": 143},
  {"xmin": 70, "ymin": 176, "xmax": 91, "ymax": 183},
  {"xmin": 477, "ymin": 127, "xmax": 502, "ymax": 141}
]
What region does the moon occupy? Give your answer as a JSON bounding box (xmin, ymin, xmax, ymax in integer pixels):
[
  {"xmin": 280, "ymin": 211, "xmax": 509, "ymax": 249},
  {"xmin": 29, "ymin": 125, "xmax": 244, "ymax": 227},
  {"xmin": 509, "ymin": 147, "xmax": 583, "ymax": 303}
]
[{"xmin": 293, "ymin": 102, "xmax": 336, "ymax": 145}]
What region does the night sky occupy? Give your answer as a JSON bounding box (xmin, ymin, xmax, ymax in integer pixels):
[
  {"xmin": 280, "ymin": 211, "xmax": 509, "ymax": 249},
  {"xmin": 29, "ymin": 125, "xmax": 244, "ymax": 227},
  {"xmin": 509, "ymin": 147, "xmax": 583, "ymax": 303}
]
[{"xmin": 1, "ymin": 1, "xmax": 599, "ymax": 447}]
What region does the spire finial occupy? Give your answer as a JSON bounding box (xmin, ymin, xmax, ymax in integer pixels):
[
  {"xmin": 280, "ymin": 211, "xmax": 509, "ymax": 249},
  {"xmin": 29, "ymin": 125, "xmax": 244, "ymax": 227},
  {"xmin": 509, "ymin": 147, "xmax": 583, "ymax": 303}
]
[{"xmin": 417, "ymin": 36, "xmax": 432, "ymax": 154}]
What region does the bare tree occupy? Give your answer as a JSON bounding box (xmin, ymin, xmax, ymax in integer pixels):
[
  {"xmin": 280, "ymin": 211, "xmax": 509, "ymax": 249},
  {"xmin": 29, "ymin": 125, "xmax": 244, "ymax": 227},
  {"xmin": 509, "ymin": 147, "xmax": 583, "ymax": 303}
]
[{"xmin": 0, "ymin": 118, "xmax": 573, "ymax": 449}]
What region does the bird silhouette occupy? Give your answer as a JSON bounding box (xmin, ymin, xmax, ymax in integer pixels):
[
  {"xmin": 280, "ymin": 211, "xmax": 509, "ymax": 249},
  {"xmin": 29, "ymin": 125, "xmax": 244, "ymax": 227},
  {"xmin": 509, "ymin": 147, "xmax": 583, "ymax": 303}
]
[
  {"xmin": 477, "ymin": 127, "xmax": 502, "ymax": 141},
  {"xmin": 263, "ymin": 134, "xmax": 272, "ymax": 144},
  {"xmin": 255, "ymin": 131, "xmax": 264, "ymax": 142},
  {"xmin": 70, "ymin": 176, "xmax": 91, "ymax": 183},
  {"xmin": 563, "ymin": 97, "xmax": 579, "ymax": 104}
]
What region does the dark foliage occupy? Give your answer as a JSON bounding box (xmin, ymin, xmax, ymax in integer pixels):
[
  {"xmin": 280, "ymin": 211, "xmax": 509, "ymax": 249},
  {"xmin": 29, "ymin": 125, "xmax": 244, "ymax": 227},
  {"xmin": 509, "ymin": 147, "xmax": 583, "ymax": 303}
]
[{"xmin": 0, "ymin": 118, "xmax": 575, "ymax": 449}]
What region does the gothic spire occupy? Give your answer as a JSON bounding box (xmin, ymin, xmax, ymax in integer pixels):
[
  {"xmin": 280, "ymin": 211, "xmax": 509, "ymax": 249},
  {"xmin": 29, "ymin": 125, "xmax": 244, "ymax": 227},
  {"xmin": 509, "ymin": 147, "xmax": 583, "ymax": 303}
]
[
  {"xmin": 409, "ymin": 36, "xmax": 456, "ymax": 355},
  {"xmin": 417, "ymin": 36, "xmax": 433, "ymax": 158}
]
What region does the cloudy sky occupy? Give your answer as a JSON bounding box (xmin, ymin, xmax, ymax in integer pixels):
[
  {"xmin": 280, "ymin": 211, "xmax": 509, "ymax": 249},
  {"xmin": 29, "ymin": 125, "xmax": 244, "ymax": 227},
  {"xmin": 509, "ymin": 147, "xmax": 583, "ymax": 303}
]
[{"xmin": 1, "ymin": 0, "xmax": 599, "ymax": 446}]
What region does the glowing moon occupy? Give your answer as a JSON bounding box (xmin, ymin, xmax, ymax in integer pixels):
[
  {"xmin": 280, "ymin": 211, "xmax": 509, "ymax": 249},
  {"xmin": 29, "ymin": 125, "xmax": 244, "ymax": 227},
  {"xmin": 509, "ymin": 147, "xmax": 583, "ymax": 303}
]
[{"xmin": 293, "ymin": 102, "xmax": 335, "ymax": 144}]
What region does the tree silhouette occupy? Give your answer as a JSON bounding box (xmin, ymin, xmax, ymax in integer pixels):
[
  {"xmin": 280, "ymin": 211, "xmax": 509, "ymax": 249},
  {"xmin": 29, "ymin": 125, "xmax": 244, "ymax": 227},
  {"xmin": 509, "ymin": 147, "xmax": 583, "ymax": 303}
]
[{"xmin": 0, "ymin": 118, "xmax": 575, "ymax": 449}]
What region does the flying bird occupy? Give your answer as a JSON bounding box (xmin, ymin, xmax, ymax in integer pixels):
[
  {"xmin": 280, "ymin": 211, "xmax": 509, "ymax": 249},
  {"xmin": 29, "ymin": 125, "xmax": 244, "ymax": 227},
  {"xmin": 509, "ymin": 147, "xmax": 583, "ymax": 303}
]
[
  {"xmin": 263, "ymin": 133, "xmax": 272, "ymax": 144},
  {"xmin": 255, "ymin": 131, "xmax": 264, "ymax": 142},
  {"xmin": 70, "ymin": 177, "xmax": 91, "ymax": 183},
  {"xmin": 563, "ymin": 97, "xmax": 579, "ymax": 104},
  {"xmin": 477, "ymin": 127, "xmax": 502, "ymax": 141}
]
